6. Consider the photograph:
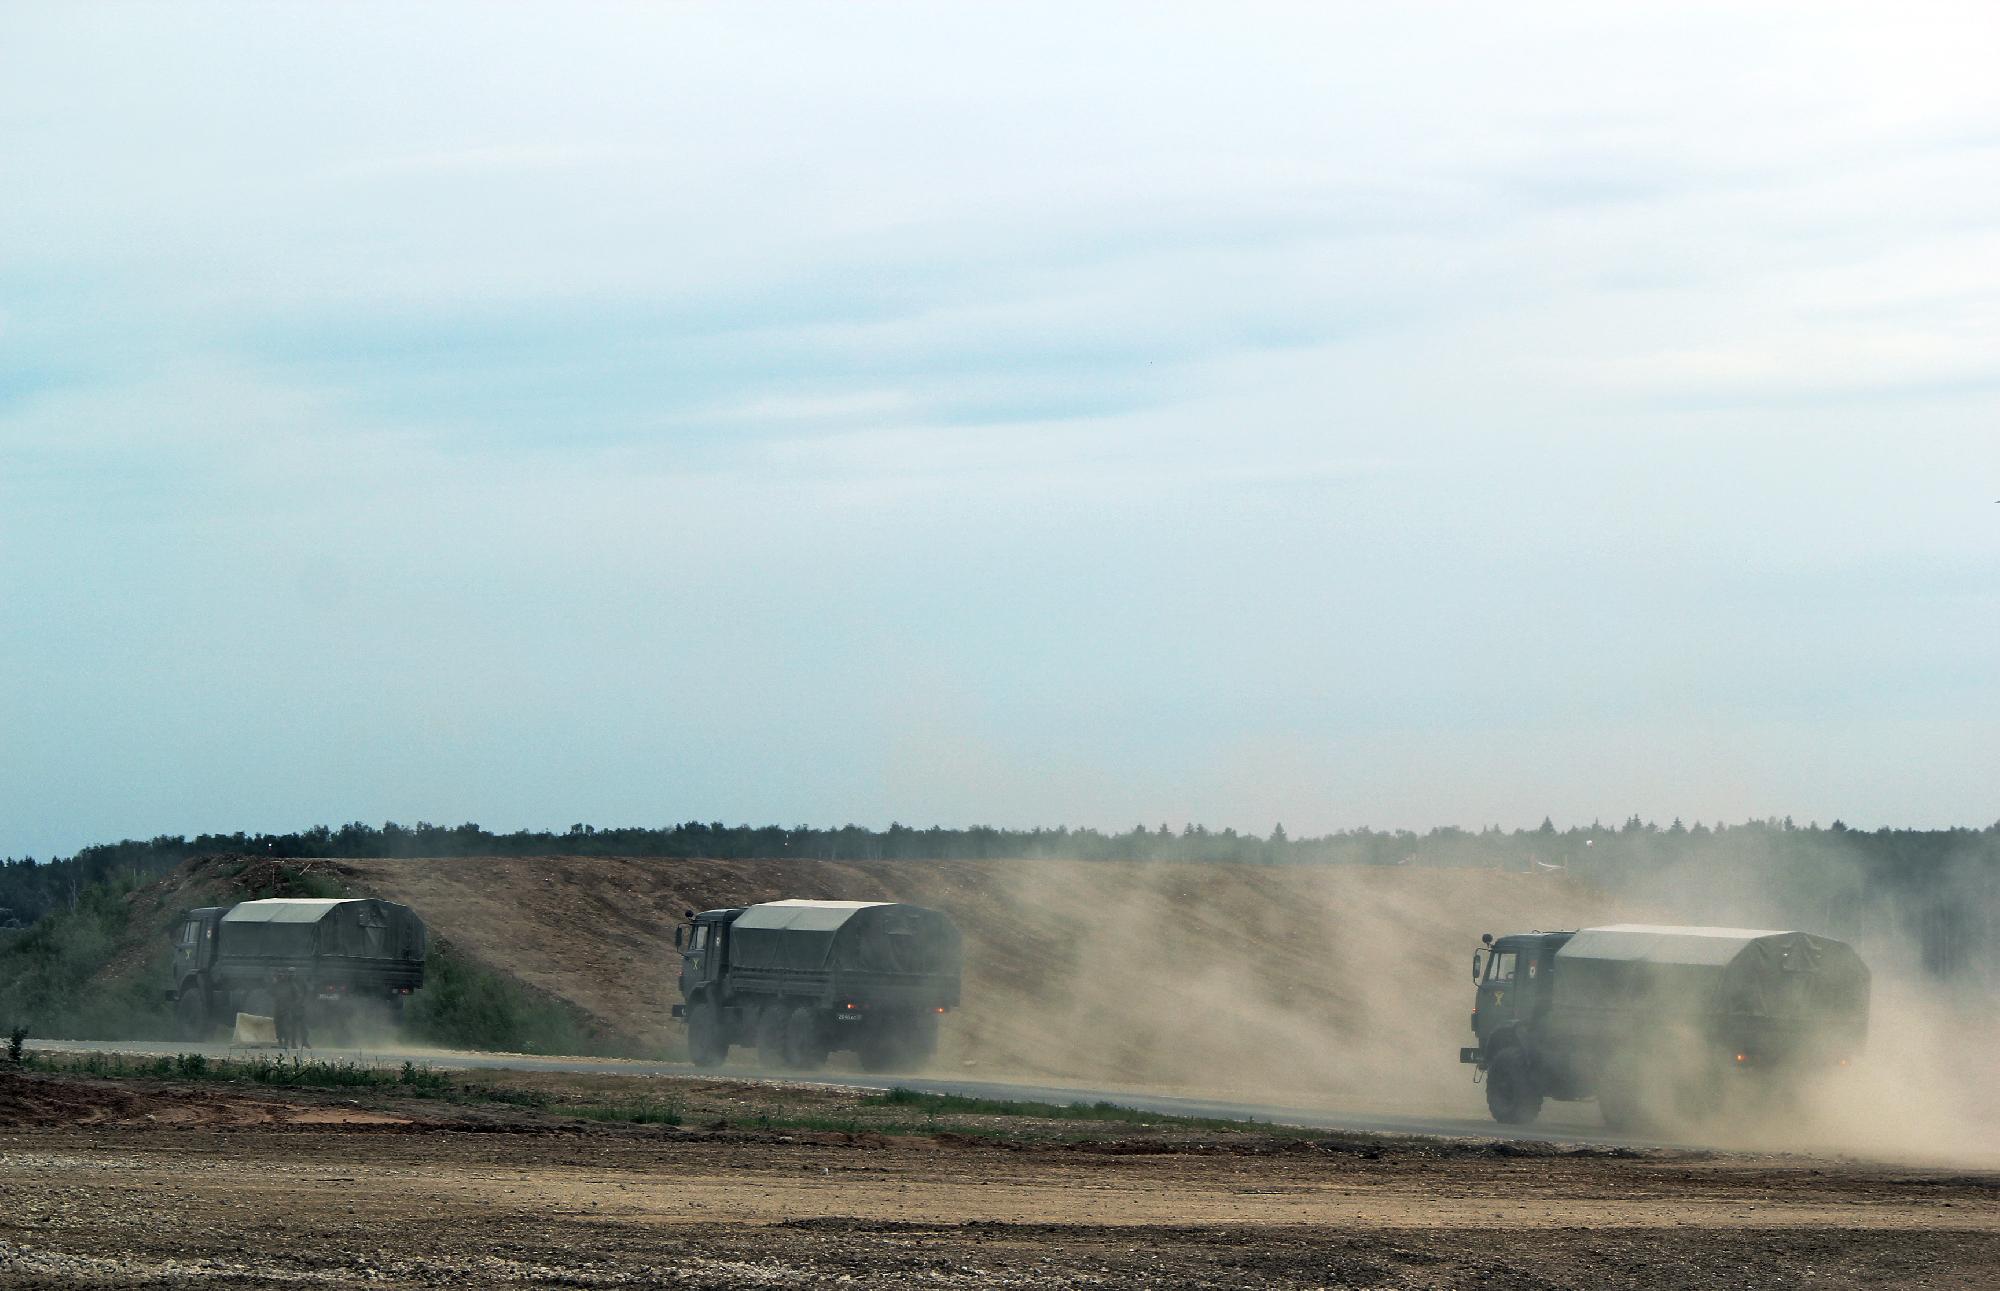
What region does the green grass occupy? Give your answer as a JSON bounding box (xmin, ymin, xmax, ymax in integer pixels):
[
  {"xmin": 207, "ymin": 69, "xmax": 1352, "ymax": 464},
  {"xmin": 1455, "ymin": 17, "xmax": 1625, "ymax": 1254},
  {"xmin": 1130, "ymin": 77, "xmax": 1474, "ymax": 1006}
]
[
  {"xmin": 570, "ymin": 1101, "xmax": 685, "ymax": 1126},
  {"xmin": 18, "ymin": 1048, "xmax": 543, "ymax": 1105},
  {"xmin": 859, "ymin": 1086, "xmax": 1267, "ymax": 1133}
]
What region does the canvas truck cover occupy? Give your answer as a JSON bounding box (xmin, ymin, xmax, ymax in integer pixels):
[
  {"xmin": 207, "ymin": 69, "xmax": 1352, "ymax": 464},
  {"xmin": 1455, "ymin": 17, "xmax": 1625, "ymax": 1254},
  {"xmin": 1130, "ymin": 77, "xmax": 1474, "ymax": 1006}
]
[
  {"xmin": 219, "ymin": 898, "xmax": 428, "ymax": 963},
  {"xmin": 728, "ymin": 900, "xmax": 963, "ymax": 977},
  {"xmin": 1552, "ymin": 924, "xmax": 1869, "ymax": 1032}
]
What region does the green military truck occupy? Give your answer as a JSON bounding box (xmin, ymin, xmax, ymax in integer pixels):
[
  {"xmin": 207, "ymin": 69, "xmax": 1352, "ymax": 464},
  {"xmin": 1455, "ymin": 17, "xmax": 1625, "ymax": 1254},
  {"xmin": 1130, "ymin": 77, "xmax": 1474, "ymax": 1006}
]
[
  {"xmin": 1461, "ymin": 923, "xmax": 1870, "ymax": 1130},
  {"xmin": 672, "ymin": 899, "xmax": 962, "ymax": 1072},
  {"xmin": 168, "ymin": 898, "xmax": 429, "ymax": 1040}
]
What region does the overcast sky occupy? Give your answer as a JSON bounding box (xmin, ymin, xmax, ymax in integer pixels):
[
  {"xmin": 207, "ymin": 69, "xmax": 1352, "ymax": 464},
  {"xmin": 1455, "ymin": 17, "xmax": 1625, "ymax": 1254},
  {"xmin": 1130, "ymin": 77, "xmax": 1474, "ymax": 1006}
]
[{"xmin": 3, "ymin": 3, "xmax": 1997, "ymax": 858}]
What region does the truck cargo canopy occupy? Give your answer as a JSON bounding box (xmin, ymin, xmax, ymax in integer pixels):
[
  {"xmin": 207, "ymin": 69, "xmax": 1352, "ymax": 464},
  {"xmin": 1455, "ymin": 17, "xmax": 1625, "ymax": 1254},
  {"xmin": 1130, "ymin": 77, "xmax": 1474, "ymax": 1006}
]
[
  {"xmin": 219, "ymin": 898, "xmax": 426, "ymax": 962},
  {"xmin": 728, "ymin": 899, "xmax": 962, "ymax": 976},
  {"xmin": 222, "ymin": 899, "xmax": 354, "ymax": 925},
  {"xmin": 1560, "ymin": 924, "xmax": 1792, "ymax": 967},
  {"xmin": 1554, "ymin": 923, "xmax": 1869, "ymax": 1027}
]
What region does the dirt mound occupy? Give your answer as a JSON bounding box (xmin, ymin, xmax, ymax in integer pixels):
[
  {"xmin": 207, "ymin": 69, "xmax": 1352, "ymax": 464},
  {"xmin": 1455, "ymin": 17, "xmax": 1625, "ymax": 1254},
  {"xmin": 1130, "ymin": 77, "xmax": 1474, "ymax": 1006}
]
[
  {"xmin": 345, "ymin": 855, "xmax": 1631, "ymax": 1109},
  {"xmin": 0, "ymin": 1069, "xmax": 412, "ymax": 1128},
  {"xmin": 0, "ymin": 1069, "xmax": 156, "ymax": 1126}
]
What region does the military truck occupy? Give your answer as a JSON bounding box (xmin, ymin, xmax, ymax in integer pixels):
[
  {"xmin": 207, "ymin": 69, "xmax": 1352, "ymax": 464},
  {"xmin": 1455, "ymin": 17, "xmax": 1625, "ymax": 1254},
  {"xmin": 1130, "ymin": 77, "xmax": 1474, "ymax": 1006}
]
[
  {"xmin": 1460, "ymin": 923, "xmax": 1870, "ymax": 1130},
  {"xmin": 671, "ymin": 899, "xmax": 962, "ymax": 1072},
  {"xmin": 168, "ymin": 898, "xmax": 428, "ymax": 1040}
]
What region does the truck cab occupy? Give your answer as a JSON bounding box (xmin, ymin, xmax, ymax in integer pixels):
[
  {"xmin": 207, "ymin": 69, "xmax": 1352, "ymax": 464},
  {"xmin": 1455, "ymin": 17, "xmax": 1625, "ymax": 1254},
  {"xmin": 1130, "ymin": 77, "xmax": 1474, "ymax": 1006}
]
[
  {"xmin": 1466, "ymin": 931, "xmax": 1572, "ymax": 1062},
  {"xmin": 674, "ymin": 907, "xmax": 745, "ymax": 1006},
  {"xmin": 167, "ymin": 908, "xmax": 226, "ymax": 997}
]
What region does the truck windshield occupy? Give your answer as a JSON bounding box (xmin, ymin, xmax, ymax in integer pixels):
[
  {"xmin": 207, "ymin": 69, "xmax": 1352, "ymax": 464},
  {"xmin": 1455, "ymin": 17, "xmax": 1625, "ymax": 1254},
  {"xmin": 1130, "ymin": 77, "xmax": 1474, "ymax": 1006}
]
[{"xmin": 1485, "ymin": 950, "xmax": 1518, "ymax": 983}]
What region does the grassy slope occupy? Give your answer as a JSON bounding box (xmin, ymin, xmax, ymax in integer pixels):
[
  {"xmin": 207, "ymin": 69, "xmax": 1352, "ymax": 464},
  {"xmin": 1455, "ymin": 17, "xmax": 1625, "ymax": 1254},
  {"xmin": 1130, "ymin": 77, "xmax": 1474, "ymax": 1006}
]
[{"xmin": 0, "ymin": 857, "xmax": 615, "ymax": 1054}]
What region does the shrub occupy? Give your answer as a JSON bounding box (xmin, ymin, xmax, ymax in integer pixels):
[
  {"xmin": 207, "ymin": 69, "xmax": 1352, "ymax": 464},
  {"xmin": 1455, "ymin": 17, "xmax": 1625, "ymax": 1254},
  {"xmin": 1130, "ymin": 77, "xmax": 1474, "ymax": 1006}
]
[
  {"xmin": 398, "ymin": 1060, "xmax": 449, "ymax": 1094},
  {"xmin": 401, "ymin": 945, "xmax": 596, "ymax": 1055},
  {"xmin": 0, "ymin": 878, "xmax": 175, "ymax": 1040}
]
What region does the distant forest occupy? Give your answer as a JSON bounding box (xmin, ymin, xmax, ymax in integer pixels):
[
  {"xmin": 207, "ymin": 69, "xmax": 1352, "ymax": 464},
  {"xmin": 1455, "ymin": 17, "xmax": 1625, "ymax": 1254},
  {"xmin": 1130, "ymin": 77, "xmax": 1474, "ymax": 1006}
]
[{"xmin": 4, "ymin": 817, "xmax": 1995, "ymax": 978}]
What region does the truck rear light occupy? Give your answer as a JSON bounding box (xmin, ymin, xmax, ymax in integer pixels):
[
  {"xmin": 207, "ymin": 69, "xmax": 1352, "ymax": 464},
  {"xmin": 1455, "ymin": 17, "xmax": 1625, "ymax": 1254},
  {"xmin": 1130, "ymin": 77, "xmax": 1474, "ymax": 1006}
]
[
  {"xmin": 1734, "ymin": 1052, "xmax": 1748, "ymax": 1064},
  {"xmin": 843, "ymin": 1003, "xmax": 857, "ymax": 1010},
  {"xmin": 934, "ymin": 1007, "xmax": 946, "ymax": 1013}
]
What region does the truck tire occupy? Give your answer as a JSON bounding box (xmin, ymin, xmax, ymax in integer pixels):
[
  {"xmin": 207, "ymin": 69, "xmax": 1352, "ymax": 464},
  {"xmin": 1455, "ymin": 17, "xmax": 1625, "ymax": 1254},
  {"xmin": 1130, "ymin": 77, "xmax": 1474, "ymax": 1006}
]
[
  {"xmin": 855, "ymin": 1024, "xmax": 901, "ymax": 1073},
  {"xmin": 856, "ymin": 1013, "xmax": 936, "ymax": 1073},
  {"xmin": 755, "ymin": 1004, "xmax": 792, "ymax": 1069},
  {"xmin": 784, "ymin": 1006, "xmax": 828, "ymax": 1072},
  {"xmin": 1596, "ymin": 1079, "xmax": 1653, "ymax": 1134},
  {"xmin": 1484, "ymin": 1047, "xmax": 1543, "ymax": 1125},
  {"xmin": 900, "ymin": 1012, "xmax": 939, "ymax": 1068},
  {"xmin": 685, "ymin": 1000, "xmax": 727, "ymax": 1068},
  {"xmin": 174, "ymin": 984, "xmax": 211, "ymax": 1041}
]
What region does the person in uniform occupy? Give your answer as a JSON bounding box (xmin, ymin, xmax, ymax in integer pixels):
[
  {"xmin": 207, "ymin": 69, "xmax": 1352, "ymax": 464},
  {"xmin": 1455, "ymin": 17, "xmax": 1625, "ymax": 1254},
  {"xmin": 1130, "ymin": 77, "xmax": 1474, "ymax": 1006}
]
[{"xmin": 274, "ymin": 970, "xmax": 308, "ymax": 1050}]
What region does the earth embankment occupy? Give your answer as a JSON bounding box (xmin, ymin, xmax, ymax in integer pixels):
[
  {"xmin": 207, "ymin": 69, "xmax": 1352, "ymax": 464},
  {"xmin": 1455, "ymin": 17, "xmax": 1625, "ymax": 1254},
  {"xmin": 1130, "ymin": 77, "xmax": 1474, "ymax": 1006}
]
[{"xmin": 347, "ymin": 855, "xmax": 1628, "ymax": 1109}]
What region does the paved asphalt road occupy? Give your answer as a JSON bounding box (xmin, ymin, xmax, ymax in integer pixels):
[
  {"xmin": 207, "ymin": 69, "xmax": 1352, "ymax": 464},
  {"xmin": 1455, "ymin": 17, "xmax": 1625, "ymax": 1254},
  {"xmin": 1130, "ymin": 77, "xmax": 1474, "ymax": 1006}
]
[{"xmin": 29, "ymin": 1037, "xmax": 1679, "ymax": 1151}]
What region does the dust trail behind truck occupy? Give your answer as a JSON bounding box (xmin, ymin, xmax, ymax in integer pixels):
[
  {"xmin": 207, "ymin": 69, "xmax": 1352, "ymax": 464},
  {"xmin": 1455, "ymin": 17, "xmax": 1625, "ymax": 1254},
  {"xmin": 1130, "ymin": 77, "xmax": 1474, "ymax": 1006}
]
[
  {"xmin": 674, "ymin": 898, "xmax": 962, "ymax": 1072},
  {"xmin": 1462, "ymin": 923, "xmax": 1870, "ymax": 1131}
]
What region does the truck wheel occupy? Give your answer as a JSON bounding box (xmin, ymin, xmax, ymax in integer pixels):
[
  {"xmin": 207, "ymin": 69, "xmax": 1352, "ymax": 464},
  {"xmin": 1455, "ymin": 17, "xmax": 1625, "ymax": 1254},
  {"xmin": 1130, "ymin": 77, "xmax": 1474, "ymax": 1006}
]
[
  {"xmin": 1668, "ymin": 1060, "xmax": 1725, "ymax": 1127},
  {"xmin": 686, "ymin": 1000, "xmax": 727, "ymax": 1068},
  {"xmin": 174, "ymin": 986, "xmax": 211, "ymax": 1041},
  {"xmin": 1597, "ymin": 1080, "xmax": 1653, "ymax": 1134},
  {"xmin": 1484, "ymin": 1048, "xmax": 1543, "ymax": 1125},
  {"xmin": 855, "ymin": 1024, "xmax": 901, "ymax": 1073},
  {"xmin": 856, "ymin": 1014, "xmax": 933, "ymax": 1073},
  {"xmin": 755, "ymin": 1005, "xmax": 792, "ymax": 1069},
  {"xmin": 784, "ymin": 1006, "xmax": 828, "ymax": 1072},
  {"xmin": 900, "ymin": 1012, "xmax": 939, "ymax": 1068}
]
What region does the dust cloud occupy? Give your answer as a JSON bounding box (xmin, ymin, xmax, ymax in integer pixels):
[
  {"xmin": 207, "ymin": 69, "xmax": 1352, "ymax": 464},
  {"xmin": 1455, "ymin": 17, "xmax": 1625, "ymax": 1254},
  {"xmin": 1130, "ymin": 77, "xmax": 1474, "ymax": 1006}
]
[
  {"xmin": 924, "ymin": 851, "xmax": 1997, "ymax": 1166},
  {"xmin": 357, "ymin": 848, "xmax": 1997, "ymax": 1164},
  {"xmin": 933, "ymin": 861, "xmax": 1626, "ymax": 1116},
  {"xmin": 1602, "ymin": 835, "xmax": 2000, "ymax": 1166}
]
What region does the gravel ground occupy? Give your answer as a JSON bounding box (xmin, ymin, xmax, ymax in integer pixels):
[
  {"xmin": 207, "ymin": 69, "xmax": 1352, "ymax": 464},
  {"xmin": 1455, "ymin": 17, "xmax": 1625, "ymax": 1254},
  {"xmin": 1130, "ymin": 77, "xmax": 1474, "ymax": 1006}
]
[{"xmin": 1, "ymin": 1069, "xmax": 1995, "ymax": 1289}]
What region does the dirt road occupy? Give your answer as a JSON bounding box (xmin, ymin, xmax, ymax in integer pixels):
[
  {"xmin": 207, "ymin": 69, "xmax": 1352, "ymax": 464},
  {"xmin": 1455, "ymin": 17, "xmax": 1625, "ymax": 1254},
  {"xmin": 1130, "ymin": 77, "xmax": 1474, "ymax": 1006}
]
[
  {"xmin": 1, "ymin": 1068, "xmax": 1995, "ymax": 1289},
  {"xmin": 20, "ymin": 1039, "xmax": 1718, "ymax": 1151}
]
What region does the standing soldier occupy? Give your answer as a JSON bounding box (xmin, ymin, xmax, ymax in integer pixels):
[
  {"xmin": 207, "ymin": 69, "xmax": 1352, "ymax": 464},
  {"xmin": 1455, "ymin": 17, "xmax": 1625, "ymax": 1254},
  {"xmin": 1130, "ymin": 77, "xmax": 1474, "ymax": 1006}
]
[
  {"xmin": 270, "ymin": 970, "xmax": 293, "ymax": 1048},
  {"xmin": 274, "ymin": 970, "xmax": 307, "ymax": 1050},
  {"xmin": 286, "ymin": 972, "xmax": 312, "ymax": 1050}
]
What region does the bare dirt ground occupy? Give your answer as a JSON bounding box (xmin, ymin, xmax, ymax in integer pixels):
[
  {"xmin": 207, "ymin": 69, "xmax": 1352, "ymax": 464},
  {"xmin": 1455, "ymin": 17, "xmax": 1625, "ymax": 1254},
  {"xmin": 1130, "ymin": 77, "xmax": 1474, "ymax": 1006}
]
[{"xmin": 2, "ymin": 1068, "xmax": 1995, "ymax": 1289}]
